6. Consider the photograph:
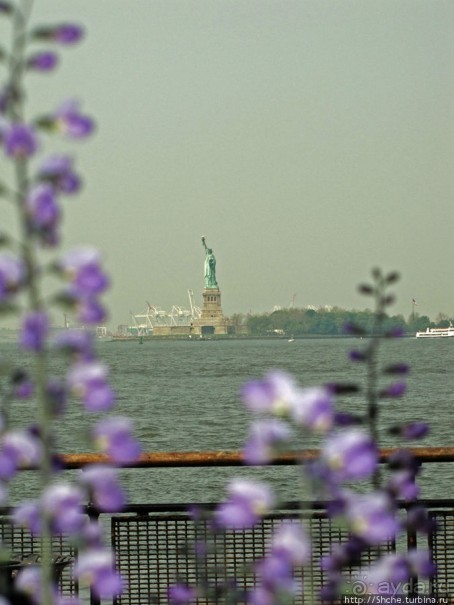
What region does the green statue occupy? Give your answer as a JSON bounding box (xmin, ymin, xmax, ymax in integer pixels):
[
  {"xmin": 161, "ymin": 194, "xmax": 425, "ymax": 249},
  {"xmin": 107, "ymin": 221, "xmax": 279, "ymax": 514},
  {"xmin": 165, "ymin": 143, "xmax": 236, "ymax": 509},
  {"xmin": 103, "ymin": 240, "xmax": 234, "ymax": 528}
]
[{"xmin": 201, "ymin": 237, "xmax": 218, "ymax": 288}]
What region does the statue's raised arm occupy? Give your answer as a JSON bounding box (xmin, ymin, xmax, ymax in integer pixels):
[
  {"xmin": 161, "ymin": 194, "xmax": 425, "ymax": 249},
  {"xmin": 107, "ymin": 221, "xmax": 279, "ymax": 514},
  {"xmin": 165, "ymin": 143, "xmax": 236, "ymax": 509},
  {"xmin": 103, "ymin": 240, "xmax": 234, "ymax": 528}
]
[{"xmin": 200, "ymin": 236, "xmax": 218, "ymax": 289}]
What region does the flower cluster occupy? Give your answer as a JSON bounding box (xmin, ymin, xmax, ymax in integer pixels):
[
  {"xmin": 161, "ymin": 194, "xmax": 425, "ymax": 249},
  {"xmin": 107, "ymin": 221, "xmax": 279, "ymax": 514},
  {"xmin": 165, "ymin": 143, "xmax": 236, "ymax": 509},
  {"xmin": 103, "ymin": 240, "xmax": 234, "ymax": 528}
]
[
  {"xmin": 0, "ymin": 4, "xmax": 140, "ymax": 604},
  {"xmin": 169, "ymin": 270, "xmax": 434, "ymax": 604}
]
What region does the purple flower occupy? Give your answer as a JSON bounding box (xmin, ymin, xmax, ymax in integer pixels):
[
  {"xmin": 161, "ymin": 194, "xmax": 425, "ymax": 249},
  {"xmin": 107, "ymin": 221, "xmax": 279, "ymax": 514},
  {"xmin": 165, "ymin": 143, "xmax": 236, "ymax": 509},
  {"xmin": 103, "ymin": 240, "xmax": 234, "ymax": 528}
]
[
  {"xmin": 3, "ymin": 122, "xmax": 38, "ymax": 158},
  {"xmin": 80, "ymin": 519, "xmax": 103, "ymax": 548},
  {"xmin": 59, "ymin": 247, "xmax": 109, "ymax": 296},
  {"xmin": 54, "ymin": 99, "xmax": 94, "ymax": 139},
  {"xmin": 52, "ymin": 24, "xmax": 84, "ymax": 45},
  {"xmin": 407, "ymin": 549, "xmax": 436, "ymax": 577},
  {"xmin": 387, "ymin": 449, "xmax": 418, "ymax": 473},
  {"xmin": 0, "ymin": 447, "xmax": 18, "ymax": 480},
  {"xmin": 53, "ymin": 328, "xmax": 94, "ymax": 360},
  {"xmin": 290, "ymin": 386, "xmax": 334, "ymax": 432},
  {"xmin": 249, "ymin": 586, "xmax": 279, "ymax": 605},
  {"xmin": 381, "ymin": 381, "xmax": 406, "ymax": 398},
  {"xmin": 349, "ymin": 349, "xmax": 367, "ymax": 362},
  {"xmin": 93, "ymin": 417, "xmax": 141, "ymax": 463},
  {"xmin": 168, "ymin": 584, "xmax": 196, "ymax": 604},
  {"xmin": 75, "ymin": 548, "xmax": 123, "ymax": 598},
  {"xmin": 359, "ymin": 554, "xmax": 411, "ymax": 592},
  {"xmin": 255, "ymin": 555, "xmax": 294, "ymax": 592},
  {"xmin": 20, "ymin": 311, "xmax": 49, "ymax": 351},
  {"xmin": 319, "ymin": 577, "xmax": 342, "ymax": 602},
  {"xmin": 345, "ymin": 491, "xmax": 399, "ymax": 545},
  {"xmin": 32, "ymin": 23, "xmax": 84, "ymax": 45},
  {"xmin": 67, "ymin": 361, "xmax": 115, "ymax": 411},
  {"xmin": 26, "ymin": 183, "xmax": 60, "ymax": 244},
  {"xmin": 13, "ymin": 500, "xmax": 42, "ymax": 534},
  {"xmin": 41, "ymin": 483, "xmax": 85, "ymax": 534},
  {"xmin": 26, "ymin": 51, "xmax": 59, "ymax": 72},
  {"xmin": 15, "ymin": 566, "xmax": 43, "ymax": 601},
  {"xmin": 251, "ymin": 537, "xmax": 304, "ymax": 603},
  {"xmin": 333, "ymin": 412, "xmax": 363, "ymax": 426},
  {"xmin": 46, "ymin": 378, "xmax": 67, "ymax": 415},
  {"xmin": 406, "ymin": 506, "xmax": 436, "ymax": 534},
  {"xmin": 215, "ymin": 479, "xmax": 274, "ymax": 529},
  {"xmin": 241, "ymin": 371, "xmax": 298, "ymax": 415},
  {"xmin": 387, "ymin": 470, "xmax": 419, "ymax": 501},
  {"xmin": 322, "ymin": 429, "xmax": 378, "ymax": 482},
  {"xmin": 77, "ymin": 296, "xmax": 107, "ymax": 325},
  {"xmin": 243, "ymin": 418, "xmax": 291, "ymax": 465},
  {"xmin": 0, "ymin": 253, "xmax": 25, "ymax": 300},
  {"xmin": 320, "ymin": 538, "xmax": 364, "ymax": 571},
  {"xmin": 80, "ymin": 465, "xmax": 125, "ymax": 511},
  {"xmin": 270, "ymin": 521, "xmax": 311, "ymax": 565},
  {"xmin": 15, "ymin": 378, "xmax": 34, "ymax": 399},
  {"xmin": 401, "ymin": 421, "xmax": 429, "ymax": 440},
  {"xmin": 0, "ymin": 430, "xmax": 42, "ymax": 478},
  {"xmin": 38, "ymin": 154, "xmax": 81, "ymax": 194}
]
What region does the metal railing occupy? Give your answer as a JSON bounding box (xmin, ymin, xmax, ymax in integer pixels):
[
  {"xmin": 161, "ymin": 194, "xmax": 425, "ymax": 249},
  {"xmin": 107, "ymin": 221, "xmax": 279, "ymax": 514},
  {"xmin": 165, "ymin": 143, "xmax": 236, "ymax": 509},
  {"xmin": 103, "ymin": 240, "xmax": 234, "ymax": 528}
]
[
  {"xmin": 5, "ymin": 447, "xmax": 454, "ymax": 604},
  {"xmin": 58, "ymin": 446, "xmax": 454, "ymax": 468}
]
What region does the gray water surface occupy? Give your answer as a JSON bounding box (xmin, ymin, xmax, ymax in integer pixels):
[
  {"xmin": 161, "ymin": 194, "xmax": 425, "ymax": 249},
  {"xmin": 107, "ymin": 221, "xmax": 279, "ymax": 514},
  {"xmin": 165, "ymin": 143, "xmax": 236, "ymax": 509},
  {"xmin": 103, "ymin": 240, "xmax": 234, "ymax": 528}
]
[{"xmin": 1, "ymin": 337, "xmax": 453, "ymax": 503}]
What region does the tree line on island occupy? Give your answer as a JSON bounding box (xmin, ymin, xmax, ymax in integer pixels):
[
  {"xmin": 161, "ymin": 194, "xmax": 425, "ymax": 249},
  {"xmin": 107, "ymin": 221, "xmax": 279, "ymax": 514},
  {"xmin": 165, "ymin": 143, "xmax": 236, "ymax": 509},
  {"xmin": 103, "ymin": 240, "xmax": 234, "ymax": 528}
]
[{"xmin": 228, "ymin": 307, "xmax": 453, "ymax": 337}]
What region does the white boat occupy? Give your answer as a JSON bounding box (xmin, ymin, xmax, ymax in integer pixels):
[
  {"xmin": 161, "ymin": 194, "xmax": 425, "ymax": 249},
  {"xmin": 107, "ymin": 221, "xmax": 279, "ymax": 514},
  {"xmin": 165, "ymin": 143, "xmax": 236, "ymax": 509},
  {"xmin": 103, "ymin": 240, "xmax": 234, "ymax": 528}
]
[{"xmin": 416, "ymin": 323, "xmax": 454, "ymax": 338}]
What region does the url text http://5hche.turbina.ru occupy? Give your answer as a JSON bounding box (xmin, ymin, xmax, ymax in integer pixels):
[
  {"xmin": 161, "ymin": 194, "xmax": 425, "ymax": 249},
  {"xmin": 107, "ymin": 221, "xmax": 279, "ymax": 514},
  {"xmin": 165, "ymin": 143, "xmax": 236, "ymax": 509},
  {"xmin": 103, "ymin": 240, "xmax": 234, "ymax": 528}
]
[{"xmin": 341, "ymin": 597, "xmax": 450, "ymax": 605}]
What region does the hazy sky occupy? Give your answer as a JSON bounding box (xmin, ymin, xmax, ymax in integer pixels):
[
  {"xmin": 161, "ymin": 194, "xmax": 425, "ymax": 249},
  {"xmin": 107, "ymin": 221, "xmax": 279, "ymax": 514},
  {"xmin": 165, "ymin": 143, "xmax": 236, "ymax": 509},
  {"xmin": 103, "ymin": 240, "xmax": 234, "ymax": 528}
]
[{"xmin": 3, "ymin": 1, "xmax": 454, "ymax": 325}]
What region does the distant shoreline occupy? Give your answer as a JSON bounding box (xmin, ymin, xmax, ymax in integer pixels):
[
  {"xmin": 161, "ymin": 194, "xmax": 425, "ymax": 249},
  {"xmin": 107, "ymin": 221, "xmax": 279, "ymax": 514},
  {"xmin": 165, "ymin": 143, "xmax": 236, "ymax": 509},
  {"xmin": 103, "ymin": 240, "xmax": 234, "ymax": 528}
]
[{"xmin": 109, "ymin": 333, "xmax": 416, "ymax": 342}]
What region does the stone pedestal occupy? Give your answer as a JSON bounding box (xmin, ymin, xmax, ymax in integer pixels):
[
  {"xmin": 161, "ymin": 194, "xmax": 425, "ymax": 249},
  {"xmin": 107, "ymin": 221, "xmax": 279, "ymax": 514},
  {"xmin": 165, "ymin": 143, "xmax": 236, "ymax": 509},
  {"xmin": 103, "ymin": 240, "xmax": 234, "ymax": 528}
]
[{"xmin": 193, "ymin": 288, "xmax": 229, "ymax": 335}]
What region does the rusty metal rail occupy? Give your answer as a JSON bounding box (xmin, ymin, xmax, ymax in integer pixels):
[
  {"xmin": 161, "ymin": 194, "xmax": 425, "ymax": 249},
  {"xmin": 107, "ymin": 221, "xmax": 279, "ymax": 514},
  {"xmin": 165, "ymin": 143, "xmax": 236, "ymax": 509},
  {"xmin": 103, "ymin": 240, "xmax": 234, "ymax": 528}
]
[{"xmin": 58, "ymin": 446, "xmax": 454, "ymax": 469}]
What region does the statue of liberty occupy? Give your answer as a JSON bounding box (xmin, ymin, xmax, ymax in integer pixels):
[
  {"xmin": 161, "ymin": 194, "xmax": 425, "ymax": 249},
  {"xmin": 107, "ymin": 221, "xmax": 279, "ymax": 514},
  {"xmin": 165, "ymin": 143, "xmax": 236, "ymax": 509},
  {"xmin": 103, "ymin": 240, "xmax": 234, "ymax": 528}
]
[{"xmin": 201, "ymin": 237, "xmax": 218, "ymax": 288}]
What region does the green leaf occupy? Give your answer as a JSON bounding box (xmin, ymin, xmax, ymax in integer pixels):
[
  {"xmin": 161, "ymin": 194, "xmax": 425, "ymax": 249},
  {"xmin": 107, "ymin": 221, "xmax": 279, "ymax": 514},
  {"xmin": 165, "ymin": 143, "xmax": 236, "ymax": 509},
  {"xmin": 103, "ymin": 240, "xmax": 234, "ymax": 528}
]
[
  {"xmin": 385, "ymin": 270, "xmax": 400, "ymax": 284},
  {"xmin": 46, "ymin": 260, "xmax": 63, "ymax": 276},
  {"xmin": 383, "ymin": 363, "xmax": 409, "ymax": 375},
  {"xmin": 381, "ymin": 294, "xmax": 395, "ymax": 306},
  {"xmin": 0, "ymin": 302, "xmax": 19, "ymax": 315},
  {"xmin": 358, "ymin": 284, "xmax": 374, "ymax": 295},
  {"xmin": 0, "ymin": 2, "xmax": 13, "ymax": 17},
  {"xmin": 29, "ymin": 26, "xmax": 53, "ymax": 41},
  {"xmin": 371, "ymin": 267, "xmax": 382, "ymax": 280},
  {"xmin": 34, "ymin": 116, "xmax": 57, "ymax": 132},
  {"xmin": 0, "ymin": 233, "xmax": 11, "ymax": 247},
  {"xmin": 52, "ymin": 292, "xmax": 77, "ymax": 310}
]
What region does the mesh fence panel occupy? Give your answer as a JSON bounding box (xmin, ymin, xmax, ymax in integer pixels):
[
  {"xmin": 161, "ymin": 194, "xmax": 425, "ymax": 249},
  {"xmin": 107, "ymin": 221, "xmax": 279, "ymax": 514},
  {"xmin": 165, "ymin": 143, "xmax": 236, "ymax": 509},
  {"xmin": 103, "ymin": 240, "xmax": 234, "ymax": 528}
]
[
  {"xmin": 0, "ymin": 517, "xmax": 77, "ymax": 597},
  {"xmin": 429, "ymin": 509, "xmax": 454, "ymax": 597},
  {"xmin": 111, "ymin": 509, "xmax": 396, "ymax": 605}
]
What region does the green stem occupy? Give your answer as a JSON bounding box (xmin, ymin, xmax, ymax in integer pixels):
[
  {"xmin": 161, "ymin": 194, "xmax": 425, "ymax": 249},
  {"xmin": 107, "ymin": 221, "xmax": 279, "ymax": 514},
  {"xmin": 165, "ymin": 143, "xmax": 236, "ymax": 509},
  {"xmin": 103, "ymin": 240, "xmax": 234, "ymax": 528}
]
[
  {"xmin": 367, "ymin": 285, "xmax": 384, "ymax": 490},
  {"xmin": 8, "ymin": 2, "xmax": 55, "ymax": 604}
]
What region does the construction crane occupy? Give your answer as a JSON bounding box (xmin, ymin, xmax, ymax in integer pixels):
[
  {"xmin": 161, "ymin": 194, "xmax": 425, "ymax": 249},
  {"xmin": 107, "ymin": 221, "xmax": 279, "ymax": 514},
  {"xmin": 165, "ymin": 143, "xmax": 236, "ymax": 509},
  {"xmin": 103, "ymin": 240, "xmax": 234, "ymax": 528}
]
[
  {"xmin": 188, "ymin": 289, "xmax": 201, "ymax": 318},
  {"xmin": 130, "ymin": 290, "xmax": 201, "ymax": 331}
]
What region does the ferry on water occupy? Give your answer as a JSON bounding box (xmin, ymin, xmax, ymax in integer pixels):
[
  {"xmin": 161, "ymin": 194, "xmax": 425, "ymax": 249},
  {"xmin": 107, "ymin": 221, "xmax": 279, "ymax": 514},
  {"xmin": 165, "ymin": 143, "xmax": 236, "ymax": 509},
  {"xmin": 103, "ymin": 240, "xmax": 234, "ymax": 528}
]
[{"xmin": 416, "ymin": 323, "xmax": 454, "ymax": 338}]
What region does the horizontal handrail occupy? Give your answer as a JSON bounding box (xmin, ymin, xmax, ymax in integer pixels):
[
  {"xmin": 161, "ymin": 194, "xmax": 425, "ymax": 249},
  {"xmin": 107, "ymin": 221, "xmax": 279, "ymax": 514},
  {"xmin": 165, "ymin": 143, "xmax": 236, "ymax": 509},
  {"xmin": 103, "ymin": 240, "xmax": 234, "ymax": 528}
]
[
  {"xmin": 54, "ymin": 446, "xmax": 454, "ymax": 469},
  {"xmin": 95, "ymin": 497, "xmax": 454, "ymax": 516}
]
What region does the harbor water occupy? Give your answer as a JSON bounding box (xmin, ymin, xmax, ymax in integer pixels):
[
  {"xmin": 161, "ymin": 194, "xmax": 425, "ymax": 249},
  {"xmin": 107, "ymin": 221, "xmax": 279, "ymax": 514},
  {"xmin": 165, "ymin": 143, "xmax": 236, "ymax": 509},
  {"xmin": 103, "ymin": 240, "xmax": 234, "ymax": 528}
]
[{"xmin": 2, "ymin": 337, "xmax": 454, "ymax": 504}]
